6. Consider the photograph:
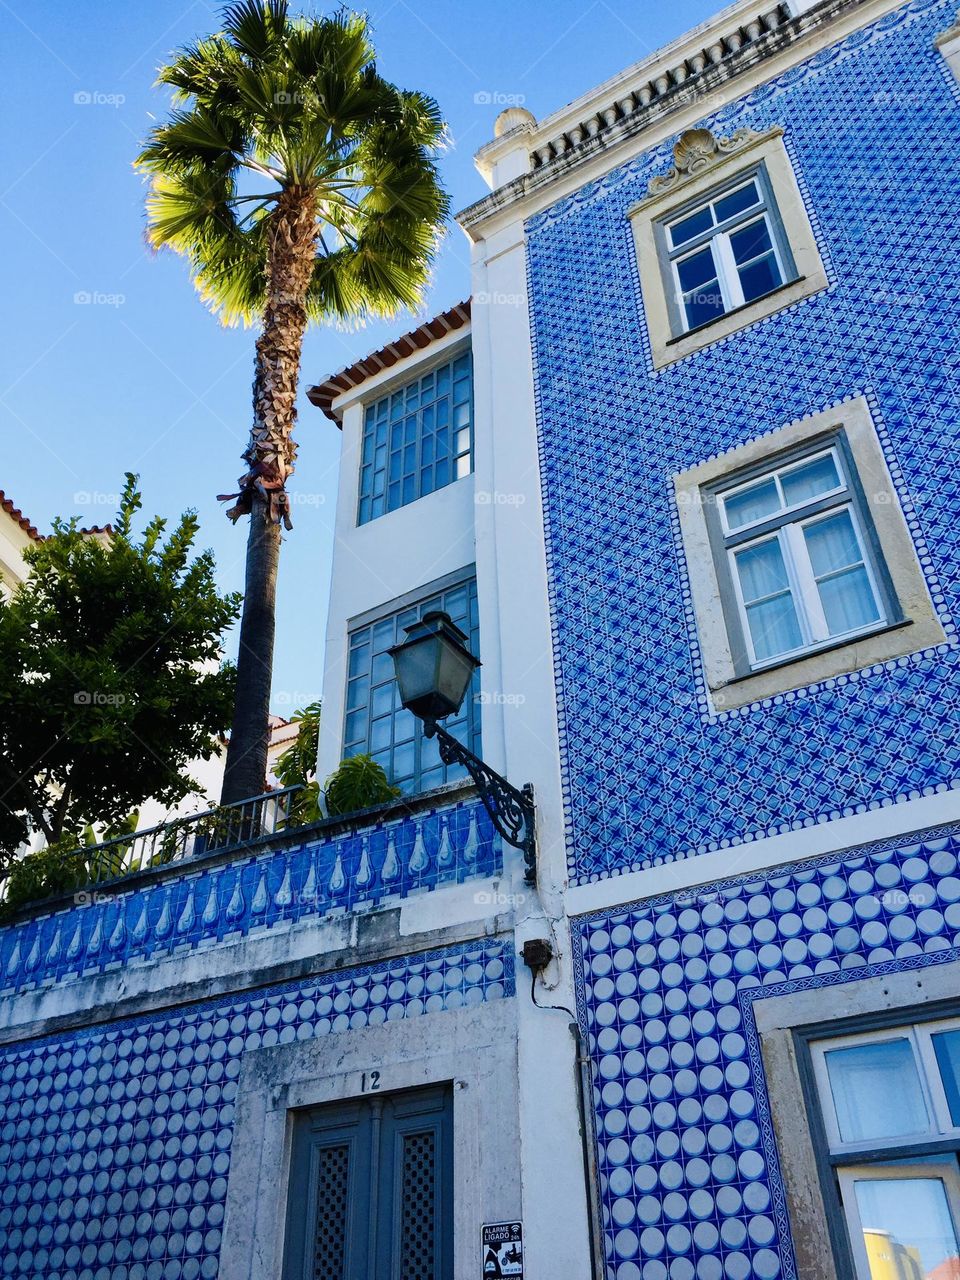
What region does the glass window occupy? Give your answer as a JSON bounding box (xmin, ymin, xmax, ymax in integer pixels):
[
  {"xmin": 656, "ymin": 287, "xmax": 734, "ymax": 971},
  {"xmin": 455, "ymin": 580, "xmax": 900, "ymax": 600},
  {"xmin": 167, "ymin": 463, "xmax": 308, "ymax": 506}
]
[
  {"xmin": 344, "ymin": 576, "xmax": 481, "ymax": 794},
  {"xmin": 824, "ymin": 1039, "xmax": 929, "ymax": 1143},
  {"xmin": 664, "ymin": 170, "xmax": 792, "ymax": 334},
  {"xmin": 358, "ymin": 350, "xmax": 473, "ymax": 525},
  {"xmin": 810, "ymin": 1019, "xmax": 960, "ymax": 1280},
  {"xmin": 711, "ymin": 442, "xmax": 888, "ymax": 669}
]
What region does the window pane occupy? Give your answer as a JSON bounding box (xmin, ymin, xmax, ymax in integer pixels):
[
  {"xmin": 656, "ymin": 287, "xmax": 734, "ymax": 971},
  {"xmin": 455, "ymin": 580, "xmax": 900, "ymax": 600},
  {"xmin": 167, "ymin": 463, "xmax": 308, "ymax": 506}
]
[
  {"xmin": 780, "ymin": 454, "xmax": 841, "ymax": 507},
  {"xmin": 359, "ymin": 353, "xmax": 473, "ymax": 523},
  {"xmin": 669, "ymin": 205, "xmax": 713, "ymax": 247},
  {"xmin": 804, "ymin": 510, "xmax": 861, "ymax": 577},
  {"xmin": 735, "ymin": 538, "xmax": 790, "ymax": 602},
  {"xmin": 933, "ymin": 1031, "xmax": 960, "ymax": 1126},
  {"xmin": 723, "ymin": 478, "xmax": 781, "ymax": 530},
  {"xmin": 730, "ymin": 217, "xmax": 774, "ymax": 265},
  {"xmin": 713, "ymin": 181, "xmax": 760, "ymax": 224},
  {"xmin": 676, "ymin": 247, "xmax": 718, "ymax": 292},
  {"xmin": 345, "ymin": 579, "xmax": 481, "ymax": 793},
  {"xmin": 683, "ymin": 282, "xmax": 725, "ymax": 329},
  {"xmin": 853, "ymin": 1176, "xmax": 959, "ymax": 1280},
  {"xmin": 738, "ymin": 254, "xmax": 782, "ymax": 304},
  {"xmin": 825, "ymin": 1039, "xmax": 929, "ymax": 1142},
  {"xmin": 745, "ymin": 595, "xmax": 804, "ymax": 662},
  {"xmin": 818, "ymin": 567, "xmax": 881, "ymax": 635}
]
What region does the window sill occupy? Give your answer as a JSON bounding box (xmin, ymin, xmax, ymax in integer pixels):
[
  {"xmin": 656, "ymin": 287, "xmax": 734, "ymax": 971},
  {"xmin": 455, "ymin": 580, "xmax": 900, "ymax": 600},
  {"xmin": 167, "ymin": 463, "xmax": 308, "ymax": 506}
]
[
  {"xmin": 666, "ymin": 275, "xmax": 807, "ymax": 347},
  {"xmin": 728, "ymin": 618, "xmax": 912, "ymax": 684}
]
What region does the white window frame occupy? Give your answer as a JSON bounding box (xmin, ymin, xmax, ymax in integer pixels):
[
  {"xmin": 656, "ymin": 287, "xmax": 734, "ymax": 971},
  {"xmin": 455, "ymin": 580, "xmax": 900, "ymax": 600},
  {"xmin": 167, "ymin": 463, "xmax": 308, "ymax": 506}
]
[
  {"xmin": 810, "ymin": 1017, "xmax": 960, "ymax": 1280},
  {"xmin": 717, "ymin": 446, "xmax": 847, "ymax": 535},
  {"xmin": 718, "ymin": 444, "xmax": 888, "ymax": 670},
  {"xmin": 837, "ymin": 1158, "xmax": 960, "ymax": 1280},
  {"xmin": 666, "ymin": 176, "xmax": 789, "ymax": 332},
  {"xmin": 812, "ymin": 1017, "xmax": 960, "ymax": 1152}
]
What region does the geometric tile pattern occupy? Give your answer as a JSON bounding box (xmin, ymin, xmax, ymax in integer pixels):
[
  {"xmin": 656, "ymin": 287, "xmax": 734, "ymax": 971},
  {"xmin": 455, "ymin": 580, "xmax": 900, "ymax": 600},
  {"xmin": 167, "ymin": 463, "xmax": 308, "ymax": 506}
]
[
  {"xmin": 572, "ymin": 822, "xmax": 960, "ymax": 1279},
  {"xmin": 0, "ymin": 938, "xmax": 513, "ymax": 1279},
  {"xmin": 0, "ymin": 795, "xmax": 500, "ymax": 995},
  {"xmin": 526, "ymin": 0, "xmax": 960, "ymax": 882}
]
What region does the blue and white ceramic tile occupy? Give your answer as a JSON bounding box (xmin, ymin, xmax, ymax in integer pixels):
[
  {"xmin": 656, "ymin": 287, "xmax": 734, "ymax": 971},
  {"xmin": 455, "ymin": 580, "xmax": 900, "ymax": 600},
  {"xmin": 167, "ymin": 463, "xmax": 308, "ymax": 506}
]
[
  {"xmin": 526, "ymin": 0, "xmax": 960, "ymax": 882},
  {"xmin": 0, "ymin": 796, "xmax": 500, "ymax": 995},
  {"xmin": 0, "ymin": 938, "xmax": 513, "ymax": 1279},
  {"xmin": 573, "ymin": 822, "xmax": 960, "ymax": 1279}
]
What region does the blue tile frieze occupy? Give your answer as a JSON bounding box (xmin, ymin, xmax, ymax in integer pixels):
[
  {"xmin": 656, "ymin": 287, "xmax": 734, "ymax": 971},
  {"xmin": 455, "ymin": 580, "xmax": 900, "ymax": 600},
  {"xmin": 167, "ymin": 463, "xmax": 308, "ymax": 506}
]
[
  {"xmin": 573, "ymin": 822, "xmax": 960, "ymax": 1280},
  {"xmin": 0, "ymin": 938, "xmax": 513, "ymax": 1279},
  {"xmin": 0, "ymin": 796, "xmax": 500, "ymax": 995},
  {"xmin": 525, "ymin": 0, "xmax": 960, "ymax": 882}
]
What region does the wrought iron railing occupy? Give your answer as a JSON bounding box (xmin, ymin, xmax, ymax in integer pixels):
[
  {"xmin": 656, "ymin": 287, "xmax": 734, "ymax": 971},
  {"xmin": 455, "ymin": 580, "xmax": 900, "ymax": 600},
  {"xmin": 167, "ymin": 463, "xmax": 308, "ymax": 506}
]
[{"xmin": 2, "ymin": 785, "xmax": 306, "ymax": 907}]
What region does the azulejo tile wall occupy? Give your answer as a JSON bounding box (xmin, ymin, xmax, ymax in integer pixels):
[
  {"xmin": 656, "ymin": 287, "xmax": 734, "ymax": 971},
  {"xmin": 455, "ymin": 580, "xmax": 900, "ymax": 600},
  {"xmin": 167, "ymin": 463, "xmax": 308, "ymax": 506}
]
[
  {"xmin": 0, "ymin": 938, "xmax": 513, "ymax": 1280},
  {"xmin": 0, "ymin": 796, "xmax": 500, "ymax": 996},
  {"xmin": 526, "ymin": 0, "xmax": 960, "ymax": 882},
  {"xmin": 573, "ymin": 822, "xmax": 960, "ymax": 1280}
]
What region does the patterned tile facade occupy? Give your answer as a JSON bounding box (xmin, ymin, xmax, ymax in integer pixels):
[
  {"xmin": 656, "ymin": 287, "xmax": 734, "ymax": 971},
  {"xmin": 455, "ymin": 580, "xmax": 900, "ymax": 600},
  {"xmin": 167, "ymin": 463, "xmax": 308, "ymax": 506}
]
[
  {"xmin": 0, "ymin": 796, "xmax": 500, "ymax": 996},
  {"xmin": 526, "ymin": 0, "xmax": 960, "ymax": 882},
  {"xmin": 0, "ymin": 938, "xmax": 514, "ymax": 1280},
  {"xmin": 573, "ymin": 823, "xmax": 960, "ymax": 1280}
]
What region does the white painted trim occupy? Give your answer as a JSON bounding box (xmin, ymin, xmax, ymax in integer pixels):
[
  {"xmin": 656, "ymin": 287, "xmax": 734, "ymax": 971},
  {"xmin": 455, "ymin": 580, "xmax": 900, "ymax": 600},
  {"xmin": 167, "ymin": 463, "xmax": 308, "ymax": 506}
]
[
  {"xmin": 460, "ymin": 0, "xmax": 913, "ymax": 243},
  {"xmin": 567, "ymin": 790, "xmax": 960, "ymax": 916},
  {"xmin": 325, "ymin": 325, "xmax": 471, "ymax": 420}
]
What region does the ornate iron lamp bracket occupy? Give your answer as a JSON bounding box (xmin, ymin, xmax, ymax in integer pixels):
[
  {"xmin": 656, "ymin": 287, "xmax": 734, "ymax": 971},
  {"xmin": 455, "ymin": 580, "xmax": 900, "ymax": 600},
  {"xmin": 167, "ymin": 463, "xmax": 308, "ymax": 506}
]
[{"xmin": 425, "ymin": 720, "xmax": 537, "ymax": 885}]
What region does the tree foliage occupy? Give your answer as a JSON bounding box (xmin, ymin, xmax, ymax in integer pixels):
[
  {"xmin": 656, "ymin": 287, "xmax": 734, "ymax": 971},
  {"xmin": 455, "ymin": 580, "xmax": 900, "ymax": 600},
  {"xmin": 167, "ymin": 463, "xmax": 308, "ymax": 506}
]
[
  {"xmin": 274, "ymin": 698, "xmax": 322, "ymax": 822},
  {"xmin": 324, "ymin": 754, "xmax": 399, "ymax": 817},
  {"xmin": 0, "ymin": 476, "xmax": 240, "ymax": 858},
  {"xmin": 136, "ymin": 0, "xmax": 450, "ymax": 330}
]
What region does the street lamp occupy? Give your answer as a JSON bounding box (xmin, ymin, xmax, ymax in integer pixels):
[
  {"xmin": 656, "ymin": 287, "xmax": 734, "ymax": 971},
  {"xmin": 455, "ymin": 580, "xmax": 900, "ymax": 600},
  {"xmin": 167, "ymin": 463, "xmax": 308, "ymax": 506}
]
[{"xmin": 389, "ymin": 611, "xmax": 536, "ymax": 884}]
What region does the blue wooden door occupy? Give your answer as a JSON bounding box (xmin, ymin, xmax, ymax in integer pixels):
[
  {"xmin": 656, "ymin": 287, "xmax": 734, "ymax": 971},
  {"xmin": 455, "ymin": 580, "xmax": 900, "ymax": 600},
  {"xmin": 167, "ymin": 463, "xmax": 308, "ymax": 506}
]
[{"xmin": 283, "ymin": 1084, "xmax": 454, "ymax": 1280}]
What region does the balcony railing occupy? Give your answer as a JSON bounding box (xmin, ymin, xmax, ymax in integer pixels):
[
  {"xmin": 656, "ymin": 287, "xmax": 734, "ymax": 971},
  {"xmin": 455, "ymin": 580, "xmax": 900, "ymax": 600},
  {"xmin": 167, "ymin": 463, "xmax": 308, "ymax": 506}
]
[{"xmin": 0, "ymin": 786, "xmax": 305, "ymax": 908}]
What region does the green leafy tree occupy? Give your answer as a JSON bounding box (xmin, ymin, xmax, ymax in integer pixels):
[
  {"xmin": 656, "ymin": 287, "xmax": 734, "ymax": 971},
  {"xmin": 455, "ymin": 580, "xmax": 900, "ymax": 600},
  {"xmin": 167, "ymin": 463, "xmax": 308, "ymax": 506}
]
[
  {"xmin": 324, "ymin": 754, "xmax": 399, "ymax": 817},
  {"xmin": 0, "ymin": 476, "xmax": 240, "ymax": 858},
  {"xmin": 137, "ymin": 0, "xmax": 449, "ymax": 805},
  {"xmin": 273, "ymin": 698, "xmax": 322, "ymax": 823}
]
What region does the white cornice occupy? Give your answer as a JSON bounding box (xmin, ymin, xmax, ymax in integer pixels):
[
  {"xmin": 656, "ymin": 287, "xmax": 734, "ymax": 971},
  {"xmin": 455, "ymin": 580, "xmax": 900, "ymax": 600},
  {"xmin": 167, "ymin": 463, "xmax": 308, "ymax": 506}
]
[{"xmin": 458, "ymin": 0, "xmax": 910, "ymax": 242}]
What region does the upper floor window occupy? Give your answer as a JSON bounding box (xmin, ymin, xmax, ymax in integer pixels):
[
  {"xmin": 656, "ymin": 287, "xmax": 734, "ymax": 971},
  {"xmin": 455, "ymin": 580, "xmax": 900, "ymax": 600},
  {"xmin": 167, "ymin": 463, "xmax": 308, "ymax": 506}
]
[
  {"xmin": 673, "ymin": 397, "xmax": 946, "ymax": 711},
  {"xmin": 629, "ymin": 125, "xmax": 829, "ymax": 368},
  {"xmin": 809, "ymin": 1017, "xmax": 960, "ymax": 1280},
  {"xmin": 665, "ymin": 170, "xmax": 792, "ymax": 333},
  {"xmin": 712, "ymin": 443, "xmax": 887, "ymax": 668},
  {"xmin": 344, "ymin": 571, "xmax": 480, "ymax": 794},
  {"xmin": 357, "ymin": 351, "xmax": 473, "ymax": 525}
]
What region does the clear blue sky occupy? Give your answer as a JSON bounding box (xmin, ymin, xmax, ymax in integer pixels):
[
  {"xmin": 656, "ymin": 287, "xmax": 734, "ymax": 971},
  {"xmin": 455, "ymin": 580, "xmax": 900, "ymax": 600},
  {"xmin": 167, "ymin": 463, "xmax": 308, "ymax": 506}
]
[{"xmin": 2, "ymin": 0, "xmax": 720, "ymax": 714}]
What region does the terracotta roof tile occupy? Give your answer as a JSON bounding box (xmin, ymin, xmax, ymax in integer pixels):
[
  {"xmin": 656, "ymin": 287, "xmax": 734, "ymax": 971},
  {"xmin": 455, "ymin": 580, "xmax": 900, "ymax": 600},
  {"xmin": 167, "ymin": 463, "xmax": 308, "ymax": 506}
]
[{"xmin": 307, "ymin": 299, "xmax": 471, "ymax": 424}]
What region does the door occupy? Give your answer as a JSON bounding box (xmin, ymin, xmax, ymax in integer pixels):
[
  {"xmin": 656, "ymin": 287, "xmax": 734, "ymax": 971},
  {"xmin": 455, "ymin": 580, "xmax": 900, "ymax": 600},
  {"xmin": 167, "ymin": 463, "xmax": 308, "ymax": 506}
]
[{"xmin": 282, "ymin": 1083, "xmax": 454, "ymax": 1280}]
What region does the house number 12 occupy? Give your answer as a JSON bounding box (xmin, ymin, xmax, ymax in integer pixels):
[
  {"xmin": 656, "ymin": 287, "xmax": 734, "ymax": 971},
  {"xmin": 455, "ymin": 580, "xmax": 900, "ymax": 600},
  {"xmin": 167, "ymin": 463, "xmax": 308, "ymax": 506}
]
[{"xmin": 361, "ymin": 1070, "xmax": 381, "ymax": 1092}]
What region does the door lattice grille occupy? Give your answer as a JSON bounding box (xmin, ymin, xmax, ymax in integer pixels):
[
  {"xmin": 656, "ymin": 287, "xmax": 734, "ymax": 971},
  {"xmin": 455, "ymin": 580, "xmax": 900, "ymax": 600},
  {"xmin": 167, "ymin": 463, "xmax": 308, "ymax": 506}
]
[
  {"xmin": 312, "ymin": 1143, "xmax": 350, "ymax": 1280},
  {"xmin": 399, "ymin": 1130, "xmax": 438, "ymax": 1280}
]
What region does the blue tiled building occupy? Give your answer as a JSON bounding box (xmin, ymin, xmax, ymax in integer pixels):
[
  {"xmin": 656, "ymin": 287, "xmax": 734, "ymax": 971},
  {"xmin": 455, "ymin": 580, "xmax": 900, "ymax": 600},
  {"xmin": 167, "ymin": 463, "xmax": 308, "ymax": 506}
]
[{"xmin": 4, "ymin": 1, "xmax": 960, "ymax": 1277}]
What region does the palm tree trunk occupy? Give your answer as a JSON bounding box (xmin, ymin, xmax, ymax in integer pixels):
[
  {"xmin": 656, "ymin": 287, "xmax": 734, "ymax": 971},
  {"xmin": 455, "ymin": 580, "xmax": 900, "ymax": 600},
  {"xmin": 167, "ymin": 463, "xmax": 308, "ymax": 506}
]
[{"xmin": 220, "ymin": 186, "xmax": 318, "ymax": 805}]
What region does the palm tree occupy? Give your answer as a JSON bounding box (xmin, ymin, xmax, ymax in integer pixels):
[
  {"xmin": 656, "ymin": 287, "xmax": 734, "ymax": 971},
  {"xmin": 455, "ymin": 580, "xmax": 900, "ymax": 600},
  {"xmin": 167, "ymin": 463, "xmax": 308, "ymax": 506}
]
[{"xmin": 137, "ymin": 0, "xmax": 449, "ymax": 804}]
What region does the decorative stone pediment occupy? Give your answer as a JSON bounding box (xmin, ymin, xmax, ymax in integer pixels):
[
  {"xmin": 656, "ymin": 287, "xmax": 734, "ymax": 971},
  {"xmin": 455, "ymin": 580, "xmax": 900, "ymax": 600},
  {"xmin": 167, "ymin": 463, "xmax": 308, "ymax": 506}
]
[{"xmin": 647, "ymin": 126, "xmax": 770, "ymax": 196}]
